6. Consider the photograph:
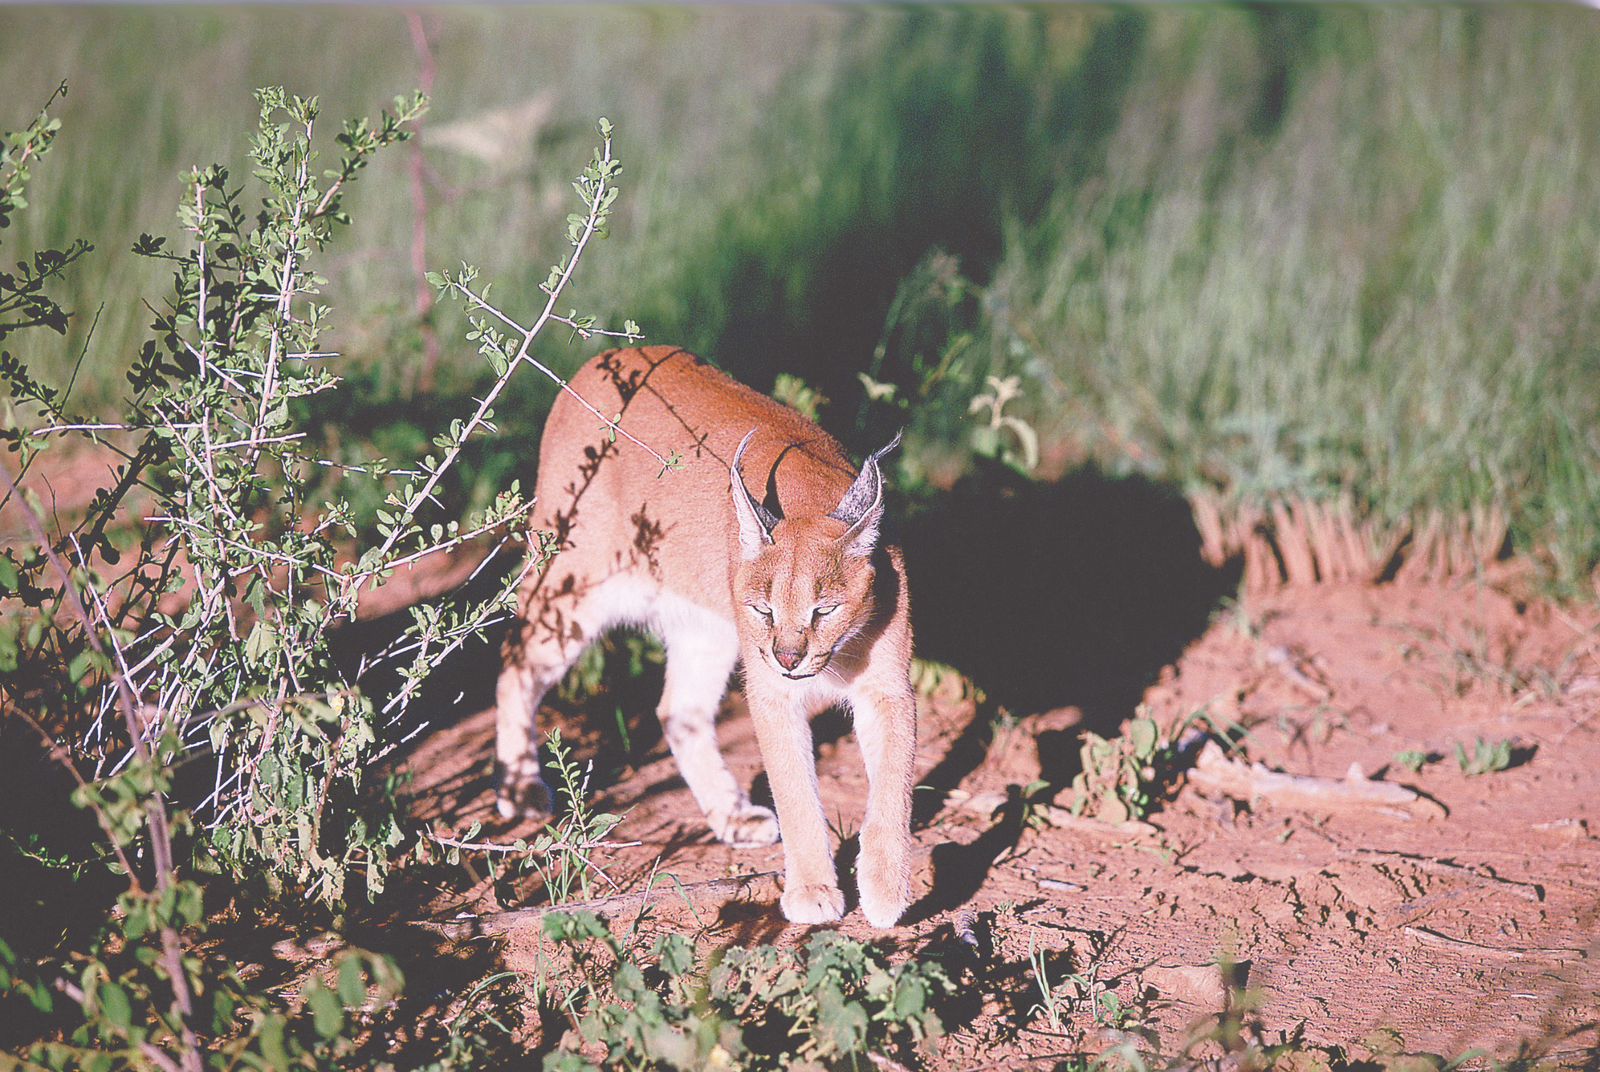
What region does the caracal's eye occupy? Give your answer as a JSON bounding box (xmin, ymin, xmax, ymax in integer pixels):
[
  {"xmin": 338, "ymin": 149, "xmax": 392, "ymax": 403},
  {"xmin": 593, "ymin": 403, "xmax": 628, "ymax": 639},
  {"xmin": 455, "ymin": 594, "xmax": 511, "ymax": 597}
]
[
  {"xmin": 811, "ymin": 604, "xmax": 839, "ymax": 623},
  {"xmin": 749, "ymin": 602, "xmax": 774, "ymax": 623}
]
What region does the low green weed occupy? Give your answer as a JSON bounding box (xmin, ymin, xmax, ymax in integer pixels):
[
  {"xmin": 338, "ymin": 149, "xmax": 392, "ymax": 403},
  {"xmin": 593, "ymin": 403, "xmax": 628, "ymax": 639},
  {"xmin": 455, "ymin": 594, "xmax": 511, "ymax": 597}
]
[
  {"xmin": 1068, "ymin": 709, "xmax": 1195, "ymax": 823},
  {"xmin": 1027, "ymin": 937, "xmax": 1070, "ymax": 1034},
  {"xmin": 1394, "ymin": 750, "xmax": 1430, "ymax": 774},
  {"xmin": 1455, "ymin": 737, "xmax": 1514, "ymax": 776},
  {"xmin": 540, "ymin": 912, "xmax": 950, "ymax": 1071}
]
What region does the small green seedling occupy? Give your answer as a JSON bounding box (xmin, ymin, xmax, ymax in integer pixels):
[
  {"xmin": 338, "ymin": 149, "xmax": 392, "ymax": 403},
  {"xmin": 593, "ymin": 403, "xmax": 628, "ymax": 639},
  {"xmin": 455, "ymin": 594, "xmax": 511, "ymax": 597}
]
[
  {"xmin": 1394, "ymin": 750, "xmax": 1429, "ymax": 773},
  {"xmin": 1455, "ymin": 737, "xmax": 1513, "ymax": 776},
  {"xmin": 1027, "ymin": 938, "xmax": 1069, "ymax": 1033}
]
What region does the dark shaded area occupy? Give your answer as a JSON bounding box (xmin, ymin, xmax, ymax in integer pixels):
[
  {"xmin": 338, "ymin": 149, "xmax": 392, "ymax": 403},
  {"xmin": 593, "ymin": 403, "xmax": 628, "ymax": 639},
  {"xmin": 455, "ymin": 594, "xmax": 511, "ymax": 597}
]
[
  {"xmin": 900, "ymin": 460, "xmax": 1237, "ymax": 912},
  {"xmin": 327, "ymin": 556, "xmax": 520, "ymax": 736},
  {"xmin": 0, "ymin": 723, "xmax": 126, "ymax": 1047},
  {"xmin": 907, "ymin": 787, "xmax": 1034, "ymax": 924},
  {"xmin": 902, "ymin": 459, "xmax": 1238, "ymax": 729},
  {"xmin": 909, "ymin": 702, "xmax": 999, "ymax": 830},
  {"xmin": 1240, "ymin": 4, "xmax": 1321, "ymax": 138}
]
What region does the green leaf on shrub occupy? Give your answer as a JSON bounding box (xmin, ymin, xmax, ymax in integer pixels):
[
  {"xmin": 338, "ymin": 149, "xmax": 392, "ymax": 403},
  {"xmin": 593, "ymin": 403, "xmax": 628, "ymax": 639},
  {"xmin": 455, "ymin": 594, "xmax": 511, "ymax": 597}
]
[
  {"xmin": 338, "ymin": 955, "xmax": 366, "ymax": 1007},
  {"xmin": 307, "ymin": 979, "xmax": 343, "ymax": 1039},
  {"xmin": 1129, "ymin": 717, "xmax": 1159, "ymax": 759},
  {"xmin": 96, "ymin": 981, "xmax": 131, "ymax": 1031}
]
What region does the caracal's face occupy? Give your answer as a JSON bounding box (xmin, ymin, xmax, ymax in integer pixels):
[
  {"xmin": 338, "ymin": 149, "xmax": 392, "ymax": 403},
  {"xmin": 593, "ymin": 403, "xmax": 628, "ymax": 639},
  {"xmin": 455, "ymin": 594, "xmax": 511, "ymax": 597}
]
[{"xmin": 734, "ymin": 517, "xmax": 875, "ymax": 681}]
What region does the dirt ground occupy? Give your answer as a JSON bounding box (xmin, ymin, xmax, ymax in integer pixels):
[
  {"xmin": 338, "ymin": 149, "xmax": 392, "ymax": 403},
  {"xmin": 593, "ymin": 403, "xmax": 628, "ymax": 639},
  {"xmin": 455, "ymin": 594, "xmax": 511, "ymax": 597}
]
[
  {"xmin": 395, "ymin": 575, "xmax": 1600, "ymax": 1067},
  {"xmin": 8, "ymin": 448, "xmax": 1595, "ymax": 1065}
]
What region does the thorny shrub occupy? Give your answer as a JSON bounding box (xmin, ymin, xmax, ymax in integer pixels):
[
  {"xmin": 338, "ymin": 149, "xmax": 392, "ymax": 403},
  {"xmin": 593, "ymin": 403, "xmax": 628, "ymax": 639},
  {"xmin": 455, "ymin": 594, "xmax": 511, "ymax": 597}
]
[{"xmin": 0, "ymin": 81, "xmax": 643, "ymax": 1068}]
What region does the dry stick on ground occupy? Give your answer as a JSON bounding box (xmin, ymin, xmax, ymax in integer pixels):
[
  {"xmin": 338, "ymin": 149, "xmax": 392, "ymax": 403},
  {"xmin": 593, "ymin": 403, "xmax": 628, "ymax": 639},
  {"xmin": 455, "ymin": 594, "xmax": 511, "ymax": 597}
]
[
  {"xmin": 415, "ymin": 870, "xmax": 782, "ymax": 939},
  {"xmin": 1262, "ymin": 644, "xmax": 1332, "ymax": 702},
  {"xmin": 1352, "ymin": 847, "xmax": 1545, "ymax": 903},
  {"xmin": 1187, "ymin": 739, "xmax": 1445, "ymax": 817},
  {"xmin": 1402, "ymin": 925, "xmax": 1586, "ymax": 962},
  {"xmin": 0, "ymin": 459, "xmax": 203, "ymax": 1072}
]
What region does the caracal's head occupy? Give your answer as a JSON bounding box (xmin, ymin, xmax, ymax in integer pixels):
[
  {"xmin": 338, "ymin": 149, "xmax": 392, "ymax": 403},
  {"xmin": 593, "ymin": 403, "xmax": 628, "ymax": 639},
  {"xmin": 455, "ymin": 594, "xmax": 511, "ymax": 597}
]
[{"xmin": 729, "ymin": 429, "xmax": 901, "ymax": 682}]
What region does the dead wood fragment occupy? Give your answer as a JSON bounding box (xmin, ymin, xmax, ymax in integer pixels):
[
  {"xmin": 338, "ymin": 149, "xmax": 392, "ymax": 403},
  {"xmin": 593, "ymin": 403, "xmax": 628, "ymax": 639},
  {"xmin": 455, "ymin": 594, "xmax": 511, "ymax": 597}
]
[
  {"xmin": 1403, "ymin": 925, "xmax": 1586, "ymax": 961},
  {"xmin": 1143, "ymin": 963, "xmax": 1228, "ymax": 1008},
  {"xmin": 1532, "ymin": 817, "xmax": 1591, "ymax": 840},
  {"xmin": 414, "ymin": 870, "xmax": 781, "ymax": 939},
  {"xmin": 1188, "ymin": 741, "xmax": 1444, "ymax": 817},
  {"xmin": 1355, "ymin": 848, "xmax": 1543, "ymax": 902}
]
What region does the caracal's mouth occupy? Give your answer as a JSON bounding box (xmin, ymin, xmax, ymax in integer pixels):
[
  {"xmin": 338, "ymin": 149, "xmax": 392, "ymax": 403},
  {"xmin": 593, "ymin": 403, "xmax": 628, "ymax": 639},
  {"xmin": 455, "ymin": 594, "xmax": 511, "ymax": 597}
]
[{"xmin": 769, "ymin": 653, "xmax": 830, "ymax": 681}]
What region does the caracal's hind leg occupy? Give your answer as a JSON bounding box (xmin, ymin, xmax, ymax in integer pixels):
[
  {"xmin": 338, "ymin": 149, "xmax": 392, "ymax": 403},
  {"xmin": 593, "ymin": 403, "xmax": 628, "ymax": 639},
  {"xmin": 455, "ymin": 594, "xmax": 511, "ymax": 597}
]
[
  {"xmin": 656, "ymin": 608, "xmax": 779, "ymax": 847},
  {"xmin": 495, "ymin": 569, "xmax": 610, "ymax": 820}
]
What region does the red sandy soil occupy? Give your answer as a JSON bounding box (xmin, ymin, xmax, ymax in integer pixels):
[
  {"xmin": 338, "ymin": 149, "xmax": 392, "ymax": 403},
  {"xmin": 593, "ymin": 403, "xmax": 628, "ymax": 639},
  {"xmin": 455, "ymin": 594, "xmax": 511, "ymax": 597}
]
[
  {"xmin": 397, "ymin": 578, "xmax": 1600, "ymax": 1067},
  {"xmin": 8, "ymin": 447, "xmax": 1594, "ymax": 1065}
]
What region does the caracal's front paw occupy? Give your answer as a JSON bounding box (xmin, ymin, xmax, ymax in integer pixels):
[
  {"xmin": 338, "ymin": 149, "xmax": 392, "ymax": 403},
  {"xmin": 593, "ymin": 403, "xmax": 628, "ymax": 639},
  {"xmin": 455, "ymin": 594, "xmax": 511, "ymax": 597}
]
[
  {"xmin": 494, "ymin": 762, "xmax": 554, "ymax": 821},
  {"xmin": 857, "ymin": 844, "xmax": 912, "ymax": 929},
  {"xmin": 857, "ymin": 851, "xmax": 908, "ymax": 928},
  {"xmin": 781, "ymin": 881, "xmax": 846, "ymax": 925},
  {"xmin": 711, "ymin": 801, "xmax": 781, "ymax": 848}
]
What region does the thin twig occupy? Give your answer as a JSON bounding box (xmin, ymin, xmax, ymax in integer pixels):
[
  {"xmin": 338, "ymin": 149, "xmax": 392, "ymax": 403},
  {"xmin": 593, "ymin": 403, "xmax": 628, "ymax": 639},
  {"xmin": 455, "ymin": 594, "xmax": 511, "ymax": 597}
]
[
  {"xmin": 358, "ymin": 132, "xmax": 629, "ymax": 576},
  {"xmin": 451, "ymin": 281, "xmax": 666, "ymax": 468},
  {"xmin": 1403, "ymin": 925, "xmax": 1585, "ymax": 961},
  {"xmin": 416, "ymin": 870, "xmax": 782, "ymax": 939},
  {"xmin": 8, "ymin": 705, "xmax": 139, "ymax": 885}
]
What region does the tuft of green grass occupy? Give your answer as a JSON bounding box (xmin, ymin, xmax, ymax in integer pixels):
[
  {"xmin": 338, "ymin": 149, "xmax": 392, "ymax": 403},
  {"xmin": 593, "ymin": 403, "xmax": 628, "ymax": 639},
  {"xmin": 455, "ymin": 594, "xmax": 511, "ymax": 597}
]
[
  {"xmin": 1454, "ymin": 736, "xmax": 1513, "ymax": 777},
  {"xmin": 908, "ymin": 6, "xmax": 1600, "ymax": 591}
]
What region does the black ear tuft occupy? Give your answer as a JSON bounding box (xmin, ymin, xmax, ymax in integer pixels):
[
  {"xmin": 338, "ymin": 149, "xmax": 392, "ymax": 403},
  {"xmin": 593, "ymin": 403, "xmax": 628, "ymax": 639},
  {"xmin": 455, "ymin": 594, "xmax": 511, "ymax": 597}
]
[{"xmin": 829, "ymin": 429, "xmax": 902, "ymax": 527}]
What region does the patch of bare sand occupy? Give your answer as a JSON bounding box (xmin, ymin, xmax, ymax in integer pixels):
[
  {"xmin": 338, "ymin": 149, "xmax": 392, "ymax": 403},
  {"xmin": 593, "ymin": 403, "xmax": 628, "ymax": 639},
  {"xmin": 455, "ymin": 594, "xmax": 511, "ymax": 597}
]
[{"xmin": 393, "ymin": 580, "xmax": 1599, "ymax": 1064}]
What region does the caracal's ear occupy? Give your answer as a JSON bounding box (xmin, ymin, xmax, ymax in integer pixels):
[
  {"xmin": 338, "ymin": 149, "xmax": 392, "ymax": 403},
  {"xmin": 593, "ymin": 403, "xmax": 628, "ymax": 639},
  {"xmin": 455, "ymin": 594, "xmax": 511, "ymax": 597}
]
[
  {"xmin": 731, "ymin": 429, "xmax": 779, "ymax": 560},
  {"xmin": 830, "ymin": 429, "xmax": 902, "ymax": 558}
]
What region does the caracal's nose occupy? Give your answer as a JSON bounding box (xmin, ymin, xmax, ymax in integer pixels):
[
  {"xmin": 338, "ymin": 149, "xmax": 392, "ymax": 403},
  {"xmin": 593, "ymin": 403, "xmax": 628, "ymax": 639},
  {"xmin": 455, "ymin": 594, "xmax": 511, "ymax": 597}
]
[{"xmin": 773, "ymin": 645, "xmax": 806, "ymax": 671}]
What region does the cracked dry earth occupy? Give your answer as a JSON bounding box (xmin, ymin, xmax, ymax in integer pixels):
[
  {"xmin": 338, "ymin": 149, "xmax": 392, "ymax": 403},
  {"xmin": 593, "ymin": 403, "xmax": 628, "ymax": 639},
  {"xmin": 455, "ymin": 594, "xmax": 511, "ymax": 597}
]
[{"xmin": 399, "ymin": 580, "xmax": 1600, "ymax": 1067}]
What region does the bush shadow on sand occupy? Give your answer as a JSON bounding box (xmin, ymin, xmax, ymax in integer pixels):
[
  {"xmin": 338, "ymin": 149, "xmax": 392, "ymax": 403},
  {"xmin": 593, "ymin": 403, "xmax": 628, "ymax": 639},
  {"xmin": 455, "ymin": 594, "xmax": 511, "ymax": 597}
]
[{"xmin": 900, "ymin": 459, "xmax": 1239, "ymax": 918}]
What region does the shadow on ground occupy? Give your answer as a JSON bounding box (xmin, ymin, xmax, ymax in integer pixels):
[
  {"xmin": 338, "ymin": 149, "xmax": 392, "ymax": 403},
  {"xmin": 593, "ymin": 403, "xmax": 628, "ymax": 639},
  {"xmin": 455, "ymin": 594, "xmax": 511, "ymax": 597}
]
[
  {"xmin": 902, "ymin": 458, "xmax": 1238, "ymax": 727},
  {"xmin": 899, "ymin": 459, "xmax": 1239, "ymax": 916}
]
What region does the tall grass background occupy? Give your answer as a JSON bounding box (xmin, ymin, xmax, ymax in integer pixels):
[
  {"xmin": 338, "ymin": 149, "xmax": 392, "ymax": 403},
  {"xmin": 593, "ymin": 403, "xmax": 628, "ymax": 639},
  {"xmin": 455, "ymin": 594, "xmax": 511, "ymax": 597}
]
[{"xmin": 3, "ymin": 5, "xmax": 1597, "ymax": 589}]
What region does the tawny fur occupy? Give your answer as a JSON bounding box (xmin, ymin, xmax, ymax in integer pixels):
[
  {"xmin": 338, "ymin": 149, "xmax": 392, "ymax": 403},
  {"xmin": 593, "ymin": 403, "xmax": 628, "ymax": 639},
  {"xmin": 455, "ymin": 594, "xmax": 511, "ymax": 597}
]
[{"xmin": 495, "ymin": 346, "xmax": 916, "ymax": 928}]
